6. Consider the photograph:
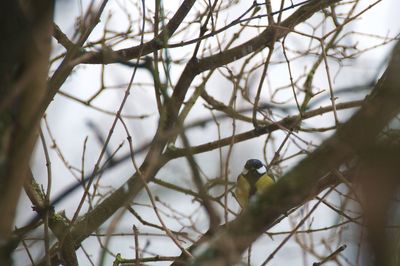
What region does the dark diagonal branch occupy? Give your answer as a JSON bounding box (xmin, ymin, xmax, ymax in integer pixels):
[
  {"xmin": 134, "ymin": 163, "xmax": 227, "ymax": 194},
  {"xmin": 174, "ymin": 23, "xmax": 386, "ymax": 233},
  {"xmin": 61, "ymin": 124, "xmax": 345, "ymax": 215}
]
[
  {"xmin": 190, "ymin": 40, "xmax": 400, "ymax": 265},
  {"xmin": 36, "ymin": 0, "xmax": 344, "ymax": 261},
  {"xmin": 80, "ymin": 0, "xmax": 197, "ymax": 64}
]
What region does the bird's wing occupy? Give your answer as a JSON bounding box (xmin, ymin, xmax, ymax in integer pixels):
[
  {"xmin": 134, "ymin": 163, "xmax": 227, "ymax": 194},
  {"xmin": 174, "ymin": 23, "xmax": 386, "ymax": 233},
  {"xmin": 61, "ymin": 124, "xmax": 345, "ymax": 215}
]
[{"xmin": 235, "ymin": 175, "xmax": 250, "ymax": 208}]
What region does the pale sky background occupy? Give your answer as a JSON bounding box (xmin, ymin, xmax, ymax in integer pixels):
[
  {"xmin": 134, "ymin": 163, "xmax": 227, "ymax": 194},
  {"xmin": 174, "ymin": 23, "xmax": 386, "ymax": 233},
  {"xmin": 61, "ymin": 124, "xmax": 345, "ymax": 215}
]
[{"xmin": 14, "ymin": 0, "xmax": 400, "ymax": 265}]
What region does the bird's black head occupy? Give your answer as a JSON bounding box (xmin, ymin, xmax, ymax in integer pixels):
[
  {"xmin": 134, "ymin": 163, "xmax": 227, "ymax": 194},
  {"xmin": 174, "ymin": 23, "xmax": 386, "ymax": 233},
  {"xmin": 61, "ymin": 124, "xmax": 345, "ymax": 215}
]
[{"xmin": 244, "ymin": 159, "xmax": 263, "ymax": 170}]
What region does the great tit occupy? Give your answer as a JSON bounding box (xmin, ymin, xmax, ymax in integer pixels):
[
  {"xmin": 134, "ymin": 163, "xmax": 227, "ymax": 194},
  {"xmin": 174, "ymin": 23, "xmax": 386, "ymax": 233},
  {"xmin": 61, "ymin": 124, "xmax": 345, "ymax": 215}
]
[{"xmin": 235, "ymin": 159, "xmax": 275, "ymax": 208}]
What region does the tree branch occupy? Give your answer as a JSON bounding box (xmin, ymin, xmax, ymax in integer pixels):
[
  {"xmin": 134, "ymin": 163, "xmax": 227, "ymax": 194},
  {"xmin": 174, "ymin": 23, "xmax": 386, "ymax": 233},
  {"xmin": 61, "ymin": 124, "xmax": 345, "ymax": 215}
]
[{"xmin": 190, "ymin": 39, "xmax": 400, "ymax": 265}]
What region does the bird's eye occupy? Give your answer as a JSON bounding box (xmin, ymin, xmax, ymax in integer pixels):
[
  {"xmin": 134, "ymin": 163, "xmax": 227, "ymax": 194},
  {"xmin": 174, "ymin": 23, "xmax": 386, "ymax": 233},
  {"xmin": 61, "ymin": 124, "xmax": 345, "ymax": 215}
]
[{"xmin": 256, "ymin": 165, "xmax": 267, "ymax": 174}]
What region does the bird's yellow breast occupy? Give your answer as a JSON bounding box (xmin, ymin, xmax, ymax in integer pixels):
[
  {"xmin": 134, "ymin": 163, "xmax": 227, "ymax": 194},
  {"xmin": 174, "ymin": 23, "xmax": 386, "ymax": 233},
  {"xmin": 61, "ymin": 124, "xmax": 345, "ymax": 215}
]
[
  {"xmin": 255, "ymin": 173, "xmax": 274, "ymax": 193},
  {"xmin": 235, "ymin": 173, "xmax": 274, "ymax": 208}
]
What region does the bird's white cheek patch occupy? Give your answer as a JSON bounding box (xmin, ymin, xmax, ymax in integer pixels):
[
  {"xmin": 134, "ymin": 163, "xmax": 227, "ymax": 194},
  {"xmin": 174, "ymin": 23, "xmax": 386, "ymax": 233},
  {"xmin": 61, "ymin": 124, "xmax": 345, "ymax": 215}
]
[
  {"xmin": 256, "ymin": 165, "xmax": 267, "ymax": 174},
  {"xmin": 242, "ymin": 169, "xmax": 249, "ymax": 175}
]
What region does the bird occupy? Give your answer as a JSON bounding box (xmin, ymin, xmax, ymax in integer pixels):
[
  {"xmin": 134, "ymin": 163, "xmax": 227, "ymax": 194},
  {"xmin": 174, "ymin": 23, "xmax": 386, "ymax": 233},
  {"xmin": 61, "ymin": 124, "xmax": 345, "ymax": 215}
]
[{"xmin": 234, "ymin": 159, "xmax": 275, "ymax": 208}]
